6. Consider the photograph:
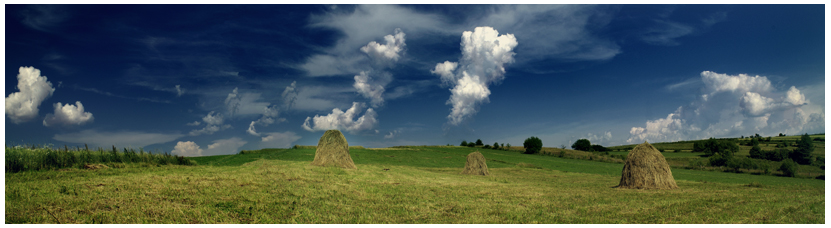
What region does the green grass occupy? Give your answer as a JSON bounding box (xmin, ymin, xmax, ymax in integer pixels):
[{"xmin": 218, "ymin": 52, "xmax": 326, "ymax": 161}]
[{"xmin": 6, "ymin": 146, "xmax": 824, "ymax": 223}]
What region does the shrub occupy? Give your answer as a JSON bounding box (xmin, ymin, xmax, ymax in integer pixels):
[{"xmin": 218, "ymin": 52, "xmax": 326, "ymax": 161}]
[
  {"xmin": 571, "ymin": 139, "xmax": 591, "ymax": 151},
  {"xmin": 779, "ymin": 159, "xmax": 798, "ymax": 177},
  {"xmin": 493, "ymin": 142, "xmax": 499, "ymax": 150},
  {"xmin": 523, "ymin": 136, "xmax": 542, "ymax": 154},
  {"xmin": 466, "ymin": 142, "xmax": 475, "ymax": 147},
  {"xmin": 709, "ymin": 153, "xmax": 728, "ymax": 167},
  {"xmin": 483, "ymin": 145, "xmax": 492, "ymax": 149},
  {"xmin": 460, "ymin": 141, "xmax": 468, "ymax": 147}
]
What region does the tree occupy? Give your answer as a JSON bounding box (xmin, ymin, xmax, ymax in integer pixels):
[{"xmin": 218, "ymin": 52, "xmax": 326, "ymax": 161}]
[
  {"xmin": 506, "ymin": 143, "xmax": 512, "ymax": 150},
  {"xmin": 779, "ymin": 159, "xmax": 798, "ymax": 177},
  {"xmin": 749, "ymin": 145, "xmax": 763, "ymax": 159},
  {"xmin": 523, "ymin": 136, "xmax": 542, "ymax": 154},
  {"xmin": 700, "ymin": 138, "xmax": 738, "ymax": 158},
  {"xmin": 475, "ymin": 139, "xmax": 483, "ymax": 146},
  {"xmin": 791, "ymin": 133, "xmax": 814, "ymax": 165},
  {"xmin": 467, "ymin": 142, "xmax": 475, "ymax": 147},
  {"xmin": 591, "ymin": 144, "xmax": 609, "ymax": 152},
  {"xmin": 749, "ymin": 137, "xmax": 760, "ymax": 147},
  {"xmin": 460, "ymin": 140, "xmax": 468, "ymax": 147},
  {"xmin": 501, "ymin": 143, "xmax": 505, "ymax": 150},
  {"xmin": 493, "ymin": 142, "xmax": 500, "ymax": 150},
  {"xmin": 571, "ymin": 139, "xmax": 591, "ymax": 151}
]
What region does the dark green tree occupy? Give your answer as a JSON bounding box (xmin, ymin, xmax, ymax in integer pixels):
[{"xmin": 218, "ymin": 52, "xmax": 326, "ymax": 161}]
[
  {"xmin": 749, "ymin": 137, "xmax": 760, "ymax": 147},
  {"xmin": 571, "ymin": 139, "xmax": 591, "ymax": 151},
  {"xmin": 523, "ymin": 136, "xmax": 542, "ymax": 154},
  {"xmin": 493, "ymin": 142, "xmax": 500, "ymax": 150},
  {"xmin": 590, "ymin": 144, "xmax": 609, "ymax": 152},
  {"xmin": 749, "ymin": 145, "xmax": 763, "ymax": 159},
  {"xmin": 467, "ymin": 142, "xmax": 475, "ymax": 147},
  {"xmin": 791, "ymin": 133, "xmax": 815, "ymax": 165},
  {"xmin": 475, "ymin": 139, "xmax": 483, "ymax": 146},
  {"xmin": 779, "ymin": 159, "xmax": 798, "ymax": 177},
  {"xmin": 460, "ymin": 140, "xmax": 468, "ymax": 147}
]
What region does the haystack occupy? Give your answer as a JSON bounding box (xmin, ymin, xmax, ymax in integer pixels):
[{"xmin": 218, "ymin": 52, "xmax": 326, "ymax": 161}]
[
  {"xmin": 617, "ymin": 141, "xmax": 678, "ymax": 189},
  {"xmin": 461, "ymin": 151, "xmax": 489, "ymax": 175},
  {"xmin": 310, "ymin": 130, "xmax": 357, "ymax": 169}
]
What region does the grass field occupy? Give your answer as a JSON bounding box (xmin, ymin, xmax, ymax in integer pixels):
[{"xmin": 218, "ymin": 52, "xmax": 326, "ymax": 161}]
[{"xmin": 5, "ymin": 145, "xmax": 824, "ymax": 224}]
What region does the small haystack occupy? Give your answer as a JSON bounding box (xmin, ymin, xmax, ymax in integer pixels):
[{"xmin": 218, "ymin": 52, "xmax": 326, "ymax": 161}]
[
  {"xmin": 617, "ymin": 141, "xmax": 678, "ymax": 189},
  {"xmin": 461, "ymin": 151, "xmax": 489, "ymax": 176},
  {"xmin": 310, "ymin": 130, "xmax": 357, "ymax": 169}
]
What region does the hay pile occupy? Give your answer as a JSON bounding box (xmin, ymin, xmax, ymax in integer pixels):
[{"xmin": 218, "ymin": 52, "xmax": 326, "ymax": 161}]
[
  {"xmin": 617, "ymin": 141, "xmax": 678, "ymax": 189},
  {"xmin": 461, "ymin": 151, "xmax": 489, "ymax": 175},
  {"xmin": 310, "ymin": 130, "xmax": 357, "ymax": 169}
]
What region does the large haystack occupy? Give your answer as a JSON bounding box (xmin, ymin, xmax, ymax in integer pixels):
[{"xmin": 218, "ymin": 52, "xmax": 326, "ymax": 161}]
[
  {"xmin": 310, "ymin": 130, "xmax": 357, "ymax": 169},
  {"xmin": 461, "ymin": 151, "xmax": 489, "ymax": 175},
  {"xmin": 617, "ymin": 141, "xmax": 678, "ymax": 189}
]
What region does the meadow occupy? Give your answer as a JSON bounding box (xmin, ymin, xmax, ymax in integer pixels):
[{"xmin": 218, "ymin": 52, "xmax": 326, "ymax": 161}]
[{"xmin": 5, "ymin": 145, "xmax": 825, "ymax": 223}]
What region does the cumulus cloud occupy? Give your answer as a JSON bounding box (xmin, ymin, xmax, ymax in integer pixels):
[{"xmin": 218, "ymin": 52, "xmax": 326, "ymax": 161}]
[
  {"xmin": 360, "ymin": 28, "xmax": 406, "ymax": 66},
  {"xmin": 43, "ymin": 101, "xmax": 94, "ymax": 127},
  {"xmin": 353, "ymin": 71, "xmax": 392, "ymax": 107},
  {"xmin": 351, "ymin": 29, "xmax": 405, "ymax": 108},
  {"xmin": 5, "ymin": 66, "xmax": 55, "ymax": 124},
  {"xmin": 205, "ymin": 137, "xmax": 247, "ymax": 156},
  {"xmin": 627, "ymin": 71, "xmax": 823, "ymax": 143},
  {"xmin": 302, "ymin": 102, "xmax": 378, "ymax": 134},
  {"xmin": 384, "ymin": 129, "xmax": 401, "ymax": 139},
  {"xmin": 431, "ymin": 27, "xmax": 518, "ymax": 125},
  {"xmin": 260, "ymin": 131, "xmax": 302, "ymax": 149},
  {"xmin": 189, "ymin": 111, "xmax": 231, "ymax": 136},
  {"xmin": 54, "ymin": 130, "xmax": 183, "ymax": 149},
  {"xmin": 246, "ymin": 105, "xmax": 285, "ymax": 136},
  {"xmin": 586, "ymin": 131, "xmax": 613, "ymax": 144},
  {"xmin": 172, "ymin": 141, "xmax": 203, "ymax": 157}
]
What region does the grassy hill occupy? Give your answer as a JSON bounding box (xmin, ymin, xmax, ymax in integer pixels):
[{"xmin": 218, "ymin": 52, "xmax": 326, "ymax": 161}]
[{"xmin": 5, "ymin": 146, "xmax": 825, "ymax": 223}]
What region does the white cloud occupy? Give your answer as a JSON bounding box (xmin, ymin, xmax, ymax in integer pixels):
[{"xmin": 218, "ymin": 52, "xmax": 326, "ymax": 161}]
[
  {"xmin": 627, "ymin": 71, "xmax": 823, "ymax": 143},
  {"xmin": 301, "ymin": 5, "xmax": 444, "ymax": 77},
  {"xmin": 353, "ymin": 71, "xmax": 390, "ymax": 107},
  {"xmin": 186, "ymin": 121, "xmax": 201, "ymax": 126},
  {"xmin": 431, "ymin": 27, "xmax": 518, "ymax": 125},
  {"xmin": 640, "ymin": 20, "xmax": 694, "ymax": 46},
  {"xmin": 20, "ymin": 5, "xmax": 69, "ymax": 32},
  {"xmin": 5, "ymin": 66, "xmax": 55, "ymax": 124},
  {"xmin": 205, "ymin": 137, "xmax": 247, "ymax": 156},
  {"xmin": 384, "ymin": 129, "xmax": 401, "ymax": 139},
  {"xmin": 172, "ymin": 141, "xmax": 203, "ymax": 157},
  {"xmin": 586, "ymin": 131, "xmax": 613, "ymax": 145},
  {"xmin": 291, "ymin": 85, "xmax": 354, "ymax": 112},
  {"xmin": 360, "ymin": 28, "xmax": 406, "ymax": 66},
  {"xmin": 225, "ymin": 87, "xmax": 241, "ymax": 117},
  {"xmin": 302, "ymin": 102, "xmax": 378, "ymax": 134},
  {"xmin": 189, "ymin": 111, "xmax": 230, "ymax": 136},
  {"xmin": 43, "ymin": 101, "xmax": 94, "ymax": 127},
  {"xmin": 281, "ymin": 81, "xmax": 298, "ymax": 110},
  {"xmin": 54, "ymin": 130, "xmax": 184, "ymax": 149},
  {"xmin": 175, "ymin": 85, "xmax": 185, "ymax": 97},
  {"xmin": 246, "ymin": 105, "xmax": 285, "ymax": 136},
  {"xmin": 260, "ymin": 131, "xmax": 302, "ymax": 149}
]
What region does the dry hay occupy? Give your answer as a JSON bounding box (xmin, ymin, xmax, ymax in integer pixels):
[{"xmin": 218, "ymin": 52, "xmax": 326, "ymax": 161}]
[
  {"xmin": 310, "ymin": 130, "xmax": 357, "ymax": 169},
  {"xmin": 83, "ymin": 164, "xmax": 108, "ymax": 170},
  {"xmin": 617, "ymin": 141, "xmax": 678, "ymax": 189},
  {"xmin": 461, "ymin": 151, "xmax": 489, "ymax": 176}
]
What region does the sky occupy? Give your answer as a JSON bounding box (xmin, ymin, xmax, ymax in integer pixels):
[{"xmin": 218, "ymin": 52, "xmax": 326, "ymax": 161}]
[{"xmin": 4, "ymin": 4, "xmax": 826, "ymax": 156}]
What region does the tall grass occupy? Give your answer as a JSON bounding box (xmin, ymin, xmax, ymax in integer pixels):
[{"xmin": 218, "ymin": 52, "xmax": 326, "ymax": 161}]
[{"xmin": 5, "ymin": 145, "xmax": 196, "ymax": 173}]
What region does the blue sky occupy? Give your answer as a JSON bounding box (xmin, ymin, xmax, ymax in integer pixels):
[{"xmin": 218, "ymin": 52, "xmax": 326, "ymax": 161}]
[{"xmin": 4, "ymin": 4, "xmax": 826, "ymax": 156}]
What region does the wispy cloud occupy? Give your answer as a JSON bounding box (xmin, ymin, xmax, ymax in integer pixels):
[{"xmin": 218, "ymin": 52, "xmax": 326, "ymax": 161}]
[
  {"xmin": 72, "ymin": 85, "xmax": 172, "ymax": 104},
  {"xmin": 20, "ymin": 5, "xmax": 69, "ymax": 32},
  {"xmin": 54, "ymin": 130, "xmax": 184, "ymax": 149}
]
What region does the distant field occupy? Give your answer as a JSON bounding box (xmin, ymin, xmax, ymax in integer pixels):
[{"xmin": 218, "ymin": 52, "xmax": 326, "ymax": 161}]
[{"xmin": 5, "ymin": 146, "xmax": 824, "ymax": 223}]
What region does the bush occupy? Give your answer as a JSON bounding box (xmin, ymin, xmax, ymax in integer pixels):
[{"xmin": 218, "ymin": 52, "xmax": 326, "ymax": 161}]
[
  {"xmin": 483, "ymin": 145, "xmax": 492, "ymax": 149},
  {"xmin": 709, "ymin": 153, "xmax": 728, "ymax": 167},
  {"xmin": 779, "ymin": 159, "xmax": 798, "ymax": 177},
  {"xmin": 475, "ymin": 139, "xmax": 483, "ymax": 146},
  {"xmin": 466, "ymin": 142, "xmax": 475, "ymax": 147},
  {"xmin": 460, "ymin": 140, "xmax": 468, "ymax": 147},
  {"xmin": 571, "ymin": 139, "xmax": 591, "ymax": 151},
  {"xmin": 493, "ymin": 142, "xmax": 500, "ymax": 150},
  {"xmin": 523, "ymin": 136, "xmax": 542, "ymax": 154}
]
